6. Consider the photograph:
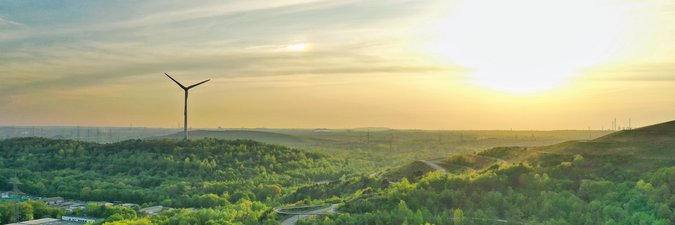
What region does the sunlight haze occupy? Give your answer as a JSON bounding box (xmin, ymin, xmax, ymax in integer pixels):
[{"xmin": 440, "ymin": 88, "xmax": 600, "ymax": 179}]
[{"xmin": 0, "ymin": 0, "xmax": 673, "ymax": 130}]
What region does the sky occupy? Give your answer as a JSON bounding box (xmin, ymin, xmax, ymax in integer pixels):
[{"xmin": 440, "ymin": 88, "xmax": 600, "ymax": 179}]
[{"xmin": 0, "ymin": 0, "xmax": 674, "ymax": 130}]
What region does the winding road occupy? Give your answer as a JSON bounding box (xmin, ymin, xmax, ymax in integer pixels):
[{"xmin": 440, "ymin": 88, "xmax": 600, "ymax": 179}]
[
  {"xmin": 422, "ymin": 153, "xmax": 510, "ymax": 173},
  {"xmin": 276, "ymin": 155, "xmax": 529, "ymax": 225},
  {"xmin": 419, "ymin": 159, "xmax": 448, "ymax": 172},
  {"xmin": 276, "ymin": 204, "xmax": 339, "ymax": 225}
]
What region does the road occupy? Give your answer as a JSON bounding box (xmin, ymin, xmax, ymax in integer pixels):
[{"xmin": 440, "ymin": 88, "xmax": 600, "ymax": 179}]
[
  {"xmin": 278, "ymin": 204, "xmax": 339, "ymax": 225},
  {"xmin": 421, "ymin": 158, "xmax": 478, "ymax": 173},
  {"xmin": 420, "ymin": 159, "xmax": 448, "ymax": 172},
  {"xmin": 277, "ymin": 157, "xmax": 528, "ymax": 225},
  {"xmin": 422, "ymin": 153, "xmax": 511, "ymax": 173}
]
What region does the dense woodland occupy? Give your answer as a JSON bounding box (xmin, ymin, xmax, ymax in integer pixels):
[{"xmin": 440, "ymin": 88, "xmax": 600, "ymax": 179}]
[
  {"xmin": 300, "ymin": 161, "xmax": 674, "ymax": 225},
  {"xmin": 0, "ymin": 137, "xmax": 354, "ymax": 224},
  {"xmin": 296, "ymin": 121, "xmax": 675, "ymax": 225},
  {"xmin": 158, "ymin": 129, "xmax": 613, "ymax": 169},
  {"xmin": 0, "ymin": 122, "xmax": 673, "ymax": 224}
]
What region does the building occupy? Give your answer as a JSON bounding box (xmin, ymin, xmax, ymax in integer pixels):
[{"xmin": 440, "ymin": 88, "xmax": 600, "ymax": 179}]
[
  {"xmin": 61, "ymin": 216, "xmax": 99, "ymax": 223},
  {"xmin": 39, "ymin": 197, "xmax": 64, "ymax": 205},
  {"xmin": 5, "ymin": 218, "xmax": 83, "ymax": 225},
  {"xmin": 313, "ymin": 128, "xmax": 331, "ymax": 133},
  {"xmin": 61, "ymin": 202, "xmax": 86, "ymax": 212},
  {"xmin": 6, "ymin": 218, "xmax": 60, "ymax": 225},
  {"xmin": 140, "ymin": 205, "xmax": 171, "ymax": 215},
  {"xmin": 119, "ymin": 203, "xmax": 140, "ymax": 208},
  {"xmin": 1, "ymin": 192, "xmax": 9, "ymax": 198}
]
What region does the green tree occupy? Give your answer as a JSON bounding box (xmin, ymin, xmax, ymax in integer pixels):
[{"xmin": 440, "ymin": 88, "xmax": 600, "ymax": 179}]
[{"xmin": 453, "ymin": 208, "xmax": 464, "ymax": 225}]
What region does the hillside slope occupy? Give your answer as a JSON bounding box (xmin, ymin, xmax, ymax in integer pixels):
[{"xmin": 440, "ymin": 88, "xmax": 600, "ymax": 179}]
[
  {"xmin": 598, "ymin": 120, "xmax": 675, "ymax": 142},
  {"xmin": 390, "ymin": 120, "xmax": 675, "ymax": 181},
  {"xmin": 154, "ymin": 129, "xmax": 326, "ymax": 146},
  {"xmin": 307, "ymin": 120, "xmax": 675, "ymax": 225},
  {"xmin": 0, "ymin": 138, "xmax": 350, "ymax": 207},
  {"xmin": 535, "ymin": 120, "xmax": 675, "ymax": 156},
  {"xmin": 522, "ymin": 120, "xmax": 675, "ymax": 174}
]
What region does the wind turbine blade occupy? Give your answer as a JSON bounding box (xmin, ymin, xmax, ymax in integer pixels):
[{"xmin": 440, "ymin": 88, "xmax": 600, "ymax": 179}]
[
  {"xmin": 187, "ymin": 79, "xmax": 211, "ymax": 89},
  {"xmin": 165, "ymin": 73, "xmax": 187, "ymax": 89}
]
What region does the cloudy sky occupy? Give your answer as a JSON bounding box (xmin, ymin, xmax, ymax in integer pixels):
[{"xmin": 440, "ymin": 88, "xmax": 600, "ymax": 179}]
[{"xmin": 1, "ymin": 0, "xmax": 674, "ymax": 129}]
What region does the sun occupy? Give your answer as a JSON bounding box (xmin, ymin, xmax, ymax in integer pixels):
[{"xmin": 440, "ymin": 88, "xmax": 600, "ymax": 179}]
[
  {"xmin": 286, "ymin": 43, "xmax": 309, "ymax": 52},
  {"xmin": 425, "ymin": 0, "xmax": 632, "ymax": 93}
]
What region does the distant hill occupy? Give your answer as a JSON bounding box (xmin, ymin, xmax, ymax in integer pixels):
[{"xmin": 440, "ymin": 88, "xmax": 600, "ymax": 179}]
[
  {"xmin": 333, "ymin": 121, "xmax": 675, "ymax": 225},
  {"xmin": 349, "ymin": 127, "xmax": 393, "ymax": 132},
  {"xmin": 596, "ymin": 120, "xmax": 675, "ymax": 143},
  {"xmin": 392, "ymin": 120, "xmax": 675, "ymax": 181},
  {"xmin": 531, "ymin": 120, "xmax": 675, "ymax": 157},
  {"xmin": 153, "ymin": 129, "xmax": 327, "ymax": 146}
]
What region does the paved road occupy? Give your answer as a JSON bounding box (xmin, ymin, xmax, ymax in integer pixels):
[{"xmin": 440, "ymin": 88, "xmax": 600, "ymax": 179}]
[
  {"xmin": 422, "ymin": 158, "xmax": 478, "ymax": 172},
  {"xmin": 279, "ymin": 204, "xmax": 339, "ymax": 225},
  {"xmin": 419, "ymin": 159, "xmax": 447, "ymax": 172}
]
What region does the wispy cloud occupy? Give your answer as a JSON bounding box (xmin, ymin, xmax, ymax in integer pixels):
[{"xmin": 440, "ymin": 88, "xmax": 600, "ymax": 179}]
[
  {"xmin": 583, "ymin": 62, "xmax": 675, "ymax": 81},
  {"xmin": 0, "ymin": 16, "xmax": 21, "ymax": 26},
  {"xmin": 0, "ymin": 15, "xmax": 25, "ymax": 41},
  {"xmin": 0, "ymin": 0, "xmax": 450, "ymax": 98},
  {"xmin": 2, "ymin": 0, "xmax": 674, "ymax": 128},
  {"xmin": 0, "ymin": 40, "xmax": 456, "ymax": 96}
]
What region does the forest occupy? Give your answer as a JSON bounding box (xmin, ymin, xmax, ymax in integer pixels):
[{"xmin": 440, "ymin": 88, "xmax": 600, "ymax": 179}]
[
  {"xmin": 299, "ymin": 161, "xmax": 674, "ymax": 225},
  {"xmin": 0, "ymin": 137, "xmax": 354, "ymax": 224},
  {"xmin": 296, "ymin": 121, "xmax": 675, "ymax": 225},
  {"xmin": 0, "ymin": 121, "xmax": 672, "ymax": 225}
]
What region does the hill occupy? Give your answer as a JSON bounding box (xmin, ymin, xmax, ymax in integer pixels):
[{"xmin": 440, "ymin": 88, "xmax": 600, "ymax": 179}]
[
  {"xmin": 534, "ymin": 120, "xmax": 675, "ymax": 156},
  {"xmin": 0, "ymin": 138, "xmax": 351, "ymax": 208},
  {"xmin": 382, "ymin": 161, "xmax": 436, "ymax": 182},
  {"xmin": 598, "ymin": 120, "xmax": 675, "ymax": 142},
  {"xmin": 154, "ymin": 129, "xmax": 326, "ymax": 146},
  {"xmin": 522, "ymin": 120, "xmax": 675, "ymax": 174},
  {"xmin": 388, "ymin": 120, "xmax": 675, "ymax": 181},
  {"xmin": 303, "ymin": 120, "xmax": 675, "ymax": 225}
]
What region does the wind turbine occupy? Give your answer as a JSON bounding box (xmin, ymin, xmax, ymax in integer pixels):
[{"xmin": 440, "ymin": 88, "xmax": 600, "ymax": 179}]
[{"xmin": 165, "ymin": 73, "xmax": 210, "ymax": 140}]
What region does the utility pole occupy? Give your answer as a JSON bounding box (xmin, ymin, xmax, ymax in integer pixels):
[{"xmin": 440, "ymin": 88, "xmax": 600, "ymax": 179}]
[
  {"xmin": 389, "ymin": 134, "xmax": 394, "ymax": 151},
  {"xmin": 9, "ymin": 177, "xmax": 21, "ymax": 193},
  {"xmin": 438, "ymin": 130, "xmax": 442, "ymax": 144}
]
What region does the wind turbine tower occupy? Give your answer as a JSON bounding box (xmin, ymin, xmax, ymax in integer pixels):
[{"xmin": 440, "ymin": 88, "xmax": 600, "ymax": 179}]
[{"xmin": 165, "ymin": 73, "xmax": 210, "ymax": 140}]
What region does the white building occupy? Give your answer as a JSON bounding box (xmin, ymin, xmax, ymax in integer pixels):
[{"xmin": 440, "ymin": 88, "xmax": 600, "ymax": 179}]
[
  {"xmin": 61, "ymin": 216, "xmax": 99, "ymax": 223},
  {"xmin": 140, "ymin": 205, "xmax": 171, "ymax": 215},
  {"xmin": 6, "ymin": 218, "xmax": 60, "ymax": 225},
  {"xmin": 39, "ymin": 197, "xmax": 64, "ymax": 205}
]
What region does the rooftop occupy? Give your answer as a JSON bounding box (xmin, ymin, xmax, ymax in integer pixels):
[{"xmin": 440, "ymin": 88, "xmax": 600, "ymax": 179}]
[{"xmin": 4, "ymin": 218, "xmax": 85, "ymax": 225}]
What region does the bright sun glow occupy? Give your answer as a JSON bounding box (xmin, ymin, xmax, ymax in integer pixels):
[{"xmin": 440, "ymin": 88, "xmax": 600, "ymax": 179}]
[
  {"xmin": 427, "ymin": 0, "xmax": 633, "ymax": 93},
  {"xmin": 286, "ymin": 43, "xmax": 309, "ymax": 52}
]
